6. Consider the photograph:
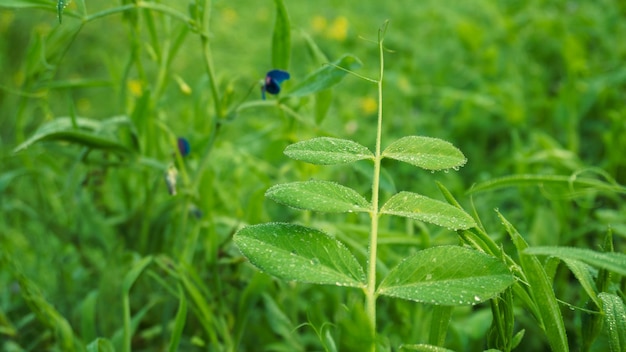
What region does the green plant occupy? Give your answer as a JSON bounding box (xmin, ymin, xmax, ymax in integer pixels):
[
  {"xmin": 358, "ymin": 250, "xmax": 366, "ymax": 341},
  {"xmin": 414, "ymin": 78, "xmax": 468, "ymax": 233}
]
[
  {"xmin": 233, "ymin": 22, "xmax": 515, "ymax": 351},
  {"xmin": 2, "ymin": 0, "xmax": 626, "ymax": 351}
]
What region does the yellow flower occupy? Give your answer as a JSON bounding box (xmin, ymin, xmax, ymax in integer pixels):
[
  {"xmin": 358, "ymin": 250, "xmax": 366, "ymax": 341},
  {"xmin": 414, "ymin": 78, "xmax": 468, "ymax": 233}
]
[
  {"xmin": 327, "ymin": 16, "xmax": 348, "ymax": 41},
  {"xmin": 127, "ymin": 79, "xmax": 143, "ymax": 97},
  {"xmin": 360, "ymin": 97, "xmax": 377, "ymax": 115}
]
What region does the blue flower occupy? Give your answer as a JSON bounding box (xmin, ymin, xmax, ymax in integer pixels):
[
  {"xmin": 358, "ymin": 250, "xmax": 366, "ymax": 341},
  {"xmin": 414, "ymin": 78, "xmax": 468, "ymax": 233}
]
[
  {"xmin": 177, "ymin": 137, "xmax": 190, "ymax": 157},
  {"xmin": 262, "ymin": 69, "xmax": 290, "ymax": 100}
]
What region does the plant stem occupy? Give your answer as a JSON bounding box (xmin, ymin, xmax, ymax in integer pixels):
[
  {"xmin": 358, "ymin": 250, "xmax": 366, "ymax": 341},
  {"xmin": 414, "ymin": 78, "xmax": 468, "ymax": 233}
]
[{"xmin": 366, "ymin": 23, "xmax": 387, "ymax": 350}]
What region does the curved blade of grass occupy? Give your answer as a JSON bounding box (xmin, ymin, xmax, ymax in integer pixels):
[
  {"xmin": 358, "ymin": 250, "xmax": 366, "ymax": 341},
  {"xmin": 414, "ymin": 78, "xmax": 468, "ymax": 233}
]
[
  {"xmin": 382, "ymin": 136, "xmax": 467, "ymax": 171},
  {"xmin": 0, "ymin": 0, "xmax": 52, "ymax": 9},
  {"xmin": 86, "ymin": 338, "xmax": 115, "ymax": 352},
  {"xmin": 315, "ymin": 89, "xmax": 333, "ymax": 125},
  {"xmin": 284, "ymin": 137, "xmax": 374, "ymax": 165},
  {"xmin": 234, "ymin": 223, "xmax": 366, "ymax": 287},
  {"xmin": 168, "ymin": 286, "xmax": 187, "ymax": 352},
  {"xmin": 467, "ymin": 174, "xmax": 626, "ymax": 195},
  {"xmin": 498, "ymin": 212, "xmax": 569, "ymax": 352},
  {"xmin": 561, "ymin": 259, "xmax": 601, "ymax": 307},
  {"xmin": 122, "ymin": 256, "xmax": 153, "ymax": 352},
  {"xmin": 525, "ymin": 246, "xmax": 626, "ymax": 277},
  {"xmin": 429, "ymin": 306, "xmax": 453, "ymax": 346},
  {"xmin": 79, "ymin": 291, "xmax": 99, "ymax": 343},
  {"xmin": 380, "ymin": 191, "xmax": 476, "ymax": 230},
  {"xmin": 377, "ymin": 246, "xmax": 514, "ymax": 306},
  {"xmin": 271, "ymin": 0, "xmax": 290, "ymax": 70},
  {"xmin": 13, "ymin": 116, "xmax": 133, "ymax": 154},
  {"xmin": 598, "ymin": 292, "xmax": 626, "ymax": 352},
  {"xmin": 14, "ymin": 271, "xmax": 77, "ymax": 351},
  {"xmin": 286, "ymin": 54, "xmax": 362, "ymax": 98},
  {"xmin": 399, "ymin": 344, "xmax": 455, "ymax": 352},
  {"xmin": 266, "ymin": 180, "xmax": 371, "ymax": 213}
]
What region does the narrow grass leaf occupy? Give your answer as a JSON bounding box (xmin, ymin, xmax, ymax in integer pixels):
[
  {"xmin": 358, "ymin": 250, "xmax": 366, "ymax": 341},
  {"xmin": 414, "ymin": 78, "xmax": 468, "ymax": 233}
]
[
  {"xmin": 86, "ymin": 338, "xmax": 115, "ymax": 352},
  {"xmin": 428, "ymin": 306, "xmax": 453, "ymax": 346},
  {"xmin": 380, "ymin": 191, "xmax": 476, "ymax": 230},
  {"xmin": 266, "ymin": 180, "xmax": 370, "ymax": 213},
  {"xmin": 122, "ymin": 256, "xmax": 153, "ymax": 352},
  {"xmin": 272, "ymin": 0, "xmax": 291, "ymax": 70},
  {"xmin": 315, "ymin": 89, "xmax": 333, "ymax": 125},
  {"xmin": 498, "ymin": 212, "xmax": 569, "ymax": 352},
  {"xmin": 284, "ymin": 137, "xmax": 374, "ymax": 165},
  {"xmin": 178, "ymin": 268, "xmax": 220, "ymax": 346},
  {"xmin": 0, "ymin": 0, "xmax": 52, "ymax": 8},
  {"xmin": 234, "ymin": 223, "xmax": 366, "ymax": 287},
  {"xmin": 168, "ymin": 286, "xmax": 188, "ymax": 352},
  {"xmin": 467, "ymin": 174, "xmax": 626, "ymax": 195},
  {"xmin": 15, "ymin": 271, "xmax": 77, "ymax": 351},
  {"xmin": 13, "ymin": 116, "xmax": 132, "ymax": 154},
  {"xmin": 377, "ymin": 246, "xmax": 514, "ymax": 306},
  {"xmin": 286, "ymin": 54, "xmax": 362, "ymax": 97},
  {"xmin": 80, "ymin": 291, "xmax": 99, "ymax": 343},
  {"xmin": 399, "ymin": 345, "xmax": 455, "ymax": 352},
  {"xmin": 561, "ymin": 258, "xmax": 601, "ymax": 307},
  {"xmin": 262, "ymin": 294, "xmax": 303, "ymax": 349},
  {"xmin": 598, "ymin": 292, "xmax": 626, "ymax": 352},
  {"xmin": 525, "ymin": 246, "xmax": 626, "ymax": 277},
  {"xmin": 382, "ymin": 136, "xmax": 467, "ymax": 171}
]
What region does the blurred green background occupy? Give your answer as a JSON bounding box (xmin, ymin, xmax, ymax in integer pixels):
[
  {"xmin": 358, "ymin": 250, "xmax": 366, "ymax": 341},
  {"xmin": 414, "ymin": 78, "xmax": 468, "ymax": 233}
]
[{"xmin": 1, "ymin": 0, "xmax": 625, "ymax": 351}]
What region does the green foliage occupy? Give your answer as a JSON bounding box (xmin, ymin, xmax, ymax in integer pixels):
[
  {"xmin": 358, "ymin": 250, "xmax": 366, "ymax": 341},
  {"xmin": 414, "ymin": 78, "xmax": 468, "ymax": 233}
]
[
  {"xmin": 266, "ymin": 180, "xmax": 371, "ymax": 213},
  {"xmin": 284, "ymin": 137, "xmax": 374, "ymax": 165},
  {"xmin": 287, "ymin": 54, "xmax": 362, "ymax": 98},
  {"xmin": 234, "ymin": 223, "xmax": 366, "ymax": 287},
  {"xmin": 377, "ymin": 246, "xmax": 514, "ymax": 305},
  {"xmin": 234, "ymin": 22, "xmax": 514, "ymax": 351},
  {"xmin": 382, "ymin": 136, "xmax": 467, "ymax": 171},
  {"xmin": 1, "ymin": 0, "xmax": 625, "ymax": 351}
]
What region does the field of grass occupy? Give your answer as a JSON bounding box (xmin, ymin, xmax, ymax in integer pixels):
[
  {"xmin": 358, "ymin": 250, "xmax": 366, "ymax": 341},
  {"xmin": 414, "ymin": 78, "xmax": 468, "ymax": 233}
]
[{"xmin": 1, "ymin": 1, "xmax": 625, "ymax": 351}]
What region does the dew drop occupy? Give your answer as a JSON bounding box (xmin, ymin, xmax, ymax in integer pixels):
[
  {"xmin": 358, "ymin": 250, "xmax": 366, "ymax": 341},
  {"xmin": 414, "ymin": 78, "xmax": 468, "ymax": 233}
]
[{"xmin": 474, "ymin": 295, "xmax": 481, "ymax": 302}]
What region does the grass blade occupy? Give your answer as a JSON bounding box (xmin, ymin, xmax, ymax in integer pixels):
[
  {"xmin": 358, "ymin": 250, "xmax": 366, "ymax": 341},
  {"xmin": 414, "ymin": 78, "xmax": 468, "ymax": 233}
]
[
  {"xmin": 272, "ymin": 0, "xmax": 291, "ymax": 70},
  {"xmin": 287, "ymin": 54, "xmax": 362, "ymax": 98},
  {"xmin": 122, "ymin": 256, "xmax": 153, "ymax": 352},
  {"xmin": 168, "ymin": 286, "xmax": 188, "ymax": 352},
  {"xmin": 525, "ymin": 246, "xmax": 626, "ymax": 276},
  {"xmin": 599, "ymin": 292, "xmax": 626, "ymax": 352},
  {"xmin": 498, "ymin": 212, "xmax": 569, "ymax": 352}
]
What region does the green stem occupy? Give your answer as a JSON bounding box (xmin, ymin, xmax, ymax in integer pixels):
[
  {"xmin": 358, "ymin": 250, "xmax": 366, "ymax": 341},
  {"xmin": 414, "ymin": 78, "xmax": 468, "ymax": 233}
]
[{"xmin": 366, "ymin": 23, "xmax": 386, "ymax": 350}]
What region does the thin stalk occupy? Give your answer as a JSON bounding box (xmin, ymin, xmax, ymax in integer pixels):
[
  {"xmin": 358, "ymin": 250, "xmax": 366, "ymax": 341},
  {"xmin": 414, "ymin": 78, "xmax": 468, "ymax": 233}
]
[{"xmin": 365, "ymin": 24, "xmax": 386, "ymax": 349}]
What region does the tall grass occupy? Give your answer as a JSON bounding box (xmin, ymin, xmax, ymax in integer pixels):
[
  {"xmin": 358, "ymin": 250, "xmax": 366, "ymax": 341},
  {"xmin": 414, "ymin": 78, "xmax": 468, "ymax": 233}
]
[{"xmin": 1, "ymin": 0, "xmax": 625, "ymax": 351}]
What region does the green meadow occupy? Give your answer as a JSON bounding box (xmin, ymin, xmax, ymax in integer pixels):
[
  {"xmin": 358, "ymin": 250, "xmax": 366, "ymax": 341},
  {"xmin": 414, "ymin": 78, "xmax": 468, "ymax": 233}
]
[{"xmin": 1, "ymin": 1, "xmax": 625, "ymax": 351}]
